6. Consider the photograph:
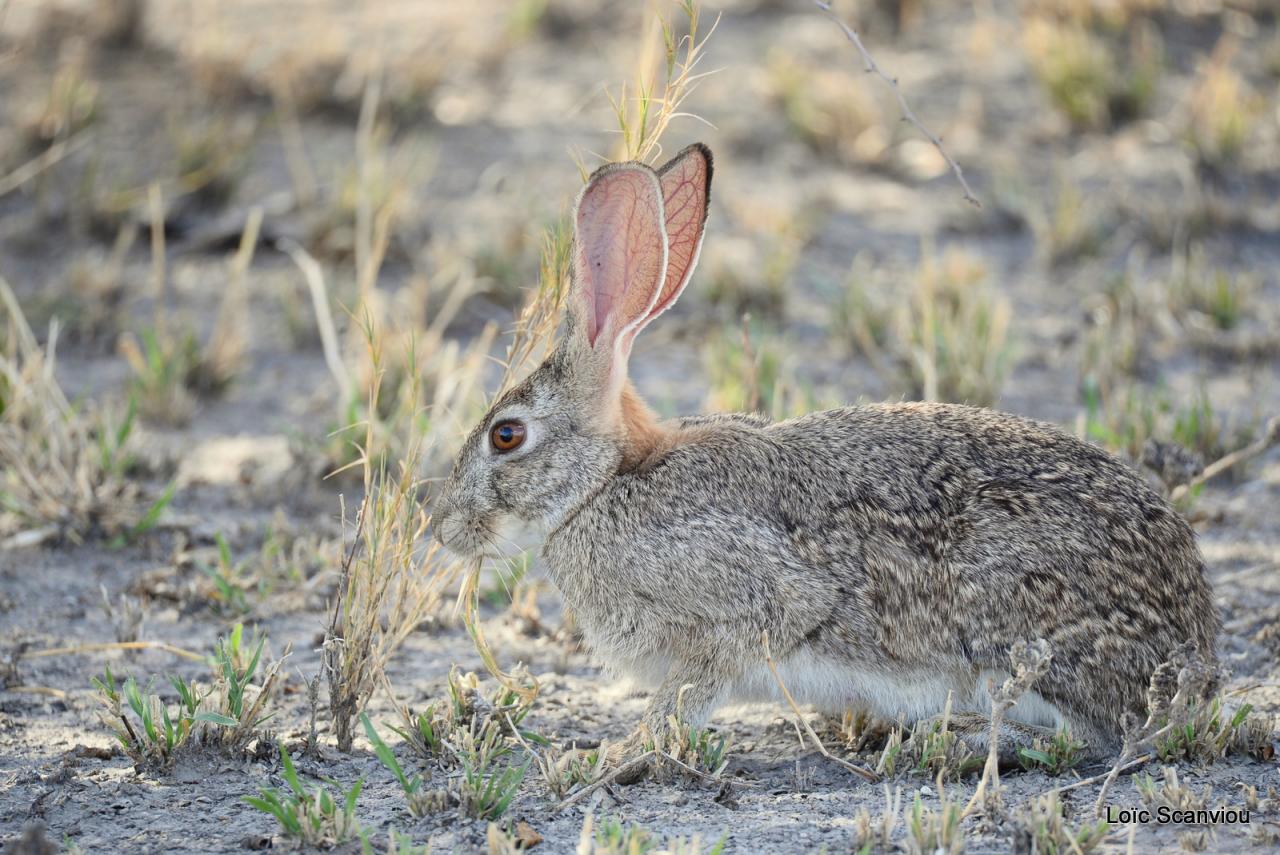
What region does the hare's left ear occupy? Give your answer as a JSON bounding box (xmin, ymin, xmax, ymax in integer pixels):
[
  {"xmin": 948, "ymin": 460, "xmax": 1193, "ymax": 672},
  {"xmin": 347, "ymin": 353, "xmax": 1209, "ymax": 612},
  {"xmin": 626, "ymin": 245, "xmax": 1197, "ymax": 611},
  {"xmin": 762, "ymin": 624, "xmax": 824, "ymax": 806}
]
[
  {"xmin": 568, "ymin": 145, "xmax": 712, "ymax": 402},
  {"xmin": 631, "ymin": 143, "xmax": 713, "ymax": 340}
]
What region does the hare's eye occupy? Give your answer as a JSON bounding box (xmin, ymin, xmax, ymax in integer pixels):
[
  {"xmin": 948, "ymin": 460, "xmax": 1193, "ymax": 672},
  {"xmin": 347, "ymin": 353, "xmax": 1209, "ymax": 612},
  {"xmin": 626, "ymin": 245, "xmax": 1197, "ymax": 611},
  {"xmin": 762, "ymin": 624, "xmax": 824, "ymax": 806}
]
[{"xmin": 490, "ymin": 420, "xmax": 527, "ymax": 453}]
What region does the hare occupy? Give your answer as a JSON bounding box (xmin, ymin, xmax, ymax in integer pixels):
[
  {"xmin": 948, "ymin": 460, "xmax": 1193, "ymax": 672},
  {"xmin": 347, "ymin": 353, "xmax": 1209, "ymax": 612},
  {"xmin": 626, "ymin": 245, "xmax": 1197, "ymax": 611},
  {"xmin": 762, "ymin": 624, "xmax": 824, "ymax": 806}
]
[{"xmin": 435, "ymin": 143, "xmax": 1219, "ymax": 766}]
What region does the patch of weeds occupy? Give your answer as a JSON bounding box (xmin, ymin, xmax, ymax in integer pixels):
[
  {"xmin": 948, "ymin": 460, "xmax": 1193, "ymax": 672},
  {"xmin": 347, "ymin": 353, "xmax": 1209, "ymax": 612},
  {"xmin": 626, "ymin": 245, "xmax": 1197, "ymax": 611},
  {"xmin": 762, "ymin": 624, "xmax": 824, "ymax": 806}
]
[
  {"xmin": 1153, "ymin": 695, "xmax": 1274, "ymax": 764},
  {"xmin": 904, "ymin": 788, "xmax": 964, "ymax": 855},
  {"xmin": 765, "ymin": 49, "xmax": 886, "ymax": 167},
  {"xmin": 100, "ymin": 584, "xmax": 146, "ymax": 643},
  {"xmin": 526, "ymin": 739, "xmax": 608, "ymax": 800},
  {"xmin": 374, "ymin": 675, "xmax": 531, "ymax": 821},
  {"xmin": 307, "ymin": 121, "xmax": 420, "ymax": 261},
  {"xmin": 851, "ymin": 785, "xmax": 902, "ymax": 855},
  {"xmin": 361, "ymin": 714, "xmax": 453, "ymax": 818},
  {"xmin": 202, "ymin": 623, "xmax": 285, "ymax": 754},
  {"xmin": 388, "ymin": 668, "xmax": 538, "ymax": 773},
  {"xmin": 1022, "ymin": 11, "xmax": 1161, "ymax": 130},
  {"xmin": 169, "ymin": 113, "xmax": 254, "ymax": 207},
  {"xmin": 876, "ymin": 702, "xmax": 980, "ymax": 781},
  {"xmin": 875, "ymin": 726, "xmax": 906, "ymax": 777},
  {"xmin": 91, "ymin": 623, "xmax": 283, "ymax": 768},
  {"xmin": 360, "ymin": 828, "xmax": 428, "ymax": 855},
  {"xmin": 1167, "ymin": 247, "xmax": 1255, "ymax": 332},
  {"xmin": 899, "ymin": 246, "xmax": 1012, "ymax": 407},
  {"xmin": 1136, "ymin": 766, "xmax": 1211, "ymax": 812},
  {"xmin": 906, "ymin": 716, "xmax": 982, "ymax": 781},
  {"xmin": 704, "ymin": 237, "xmax": 794, "ymax": 320},
  {"xmin": 1033, "ymin": 174, "xmax": 1106, "ymax": 267},
  {"xmin": 671, "ymin": 723, "xmax": 729, "ymax": 778},
  {"xmin": 1185, "ymin": 45, "xmax": 1260, "ymax": 174},
  {"xmin": 457, "ymin": 754, "xmax": 528, "ymax": 821},
  {"xmin": 1, "ymin": 280, "xmax": 173, "ymax": 546},
  {"xmin": 245, "ymin": 745, "xmax": 362, "ymax": 848},
  {"xmin": 92, "ymin": 666, "xmax": 231, "ymax": 769},
  {"xmin": 703, "ymin": 320, "xmax": 831, "ymax": 420},
  {"xmin": 1079, "ymin": 271, "xmax": 1148, "ymax": 392},
  {"xmin": 588, "ymin": 817, "xmax": 656, "ymax": 854},
  {"xmin": 203, "ymin": 533, "xmax": 252, "ymax": 616},
  {"xmin": 1010, "ymin": 790, "xmax": 1110, "ymax": 854},
  {"xmin": 1080, "ymin": 382, "xmax": 1255, "ymax": 481},
  {"xmin": 1017, "ymin": 727, "xmax": 1086, "ymax": 775},
  {"xmin": 118, "ymin": 327, "xmax": 202, "ymax": 426},
  {"xmin": 836, "ymin": 254, "xmax": 896, "ymax": 364},
  {"xmin": 580, "ymin": 816, "xmax": 725, "ymax": 855}
]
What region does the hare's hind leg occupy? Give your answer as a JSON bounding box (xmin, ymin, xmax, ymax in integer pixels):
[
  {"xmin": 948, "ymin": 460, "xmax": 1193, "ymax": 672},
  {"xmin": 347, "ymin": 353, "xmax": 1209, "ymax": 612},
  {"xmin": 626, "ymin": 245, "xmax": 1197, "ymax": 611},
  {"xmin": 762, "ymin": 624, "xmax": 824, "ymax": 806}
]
[{"xmin": 914, "ymin": 712, "xmax": 1100, "ymax": 770}]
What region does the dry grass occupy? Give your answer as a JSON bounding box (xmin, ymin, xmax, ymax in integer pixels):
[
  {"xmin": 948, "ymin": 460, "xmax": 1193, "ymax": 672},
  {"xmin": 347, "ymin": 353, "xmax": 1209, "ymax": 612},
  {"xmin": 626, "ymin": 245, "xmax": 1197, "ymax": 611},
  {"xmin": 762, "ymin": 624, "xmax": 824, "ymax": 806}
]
[
  {"xmin": 900, "ymin": 247, "xmax": 1012, "ymax": 407},
  {"xmin": 321, "ymin": 349, "xmax": 467, "ymax": 752},
  {"xmin": 1021, "ymin": 6, "xmax": 1162, "ymax": 130},
  {"xmin": 766, "ymin": 51, "xmax": 887, "ymax": 167},
  {"xmin": 704, "ymin": 321, "xmax": 828, "ymax": 420},
  {"xmin": 1009, "ymin": 790, "xmax": 1110, "ymax": 854},
  {"xmin": 0, "ymin": 277, "xmax": 164, "ymax": 547},
  {"xmin": 1186, "ymin": 42, "xmax": 1261, "ymax": 174}
]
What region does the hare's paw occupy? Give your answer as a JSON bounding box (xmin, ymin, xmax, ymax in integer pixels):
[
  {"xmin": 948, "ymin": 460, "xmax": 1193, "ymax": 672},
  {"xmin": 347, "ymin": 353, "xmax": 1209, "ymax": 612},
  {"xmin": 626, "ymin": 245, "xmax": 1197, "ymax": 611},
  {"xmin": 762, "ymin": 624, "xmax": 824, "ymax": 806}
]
[{"xmin": 602, "ymin": 714, "xmax": 681, "ymax": 784}]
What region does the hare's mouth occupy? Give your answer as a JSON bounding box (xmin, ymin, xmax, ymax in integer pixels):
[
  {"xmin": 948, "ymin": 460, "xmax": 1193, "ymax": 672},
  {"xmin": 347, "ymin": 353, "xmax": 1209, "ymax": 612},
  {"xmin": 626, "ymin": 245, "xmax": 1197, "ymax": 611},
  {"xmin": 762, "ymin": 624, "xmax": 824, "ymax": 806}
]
[{"xmin": 434, "ymin": 513, "xmax": 510, "ymax": 560}]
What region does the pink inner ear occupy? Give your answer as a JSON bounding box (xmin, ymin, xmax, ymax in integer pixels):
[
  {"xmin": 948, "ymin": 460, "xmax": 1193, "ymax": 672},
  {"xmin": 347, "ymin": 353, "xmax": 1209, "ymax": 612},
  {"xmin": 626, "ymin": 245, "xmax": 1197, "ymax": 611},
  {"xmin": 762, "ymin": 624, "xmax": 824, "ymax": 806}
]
[
  {"xmin": 648, "ymin": 145, "xmax": 711, "ymax": 322},
  {"xmin": 574, "ymin": 166, "xmax": 667, "ymax": 349}
]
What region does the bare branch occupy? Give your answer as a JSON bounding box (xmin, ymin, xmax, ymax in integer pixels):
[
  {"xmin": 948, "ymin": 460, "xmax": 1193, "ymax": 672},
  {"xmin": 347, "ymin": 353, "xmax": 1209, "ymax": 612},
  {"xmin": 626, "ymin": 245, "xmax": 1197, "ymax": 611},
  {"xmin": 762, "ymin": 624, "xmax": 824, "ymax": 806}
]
[
  {"xmin": 812, "ymin": 1, "xmax": 979, "ymax": 207},
  {"xmin": 1171, "ymin": 415, "xmax": 1279, "ymax": 504}
]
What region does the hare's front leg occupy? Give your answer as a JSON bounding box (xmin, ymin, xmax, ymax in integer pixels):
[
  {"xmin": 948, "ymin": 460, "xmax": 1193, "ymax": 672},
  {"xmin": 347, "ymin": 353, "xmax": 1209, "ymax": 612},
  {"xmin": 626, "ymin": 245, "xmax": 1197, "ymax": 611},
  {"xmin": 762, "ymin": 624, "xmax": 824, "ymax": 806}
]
[{"xmin": 607, "ymin": 648, "xmax": 737, "ymax": 776}]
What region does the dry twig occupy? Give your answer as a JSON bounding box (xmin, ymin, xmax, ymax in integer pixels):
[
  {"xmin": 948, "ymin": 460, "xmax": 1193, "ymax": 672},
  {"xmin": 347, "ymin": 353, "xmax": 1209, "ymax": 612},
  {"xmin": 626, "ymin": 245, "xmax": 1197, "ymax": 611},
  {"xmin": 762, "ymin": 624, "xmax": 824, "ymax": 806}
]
[
  {"xmin": 1171, "ymin": 415, "xmax": 1279, "ymax": 504},
  {"xmin": 762, "ymin": 631, "xmax": 880, "ymax": 782},
  {"xmin": 553, "ymin": 751, "xmax": 657, "ymax": 812},
  {"xmin": 812, "ymin": 0, "xmax": 979, "ymax": 206}
]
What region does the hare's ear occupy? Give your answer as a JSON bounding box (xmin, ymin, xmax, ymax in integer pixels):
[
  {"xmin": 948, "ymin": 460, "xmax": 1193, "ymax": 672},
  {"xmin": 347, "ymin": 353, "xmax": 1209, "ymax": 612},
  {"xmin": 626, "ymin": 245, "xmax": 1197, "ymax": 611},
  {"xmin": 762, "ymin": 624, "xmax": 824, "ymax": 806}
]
[
  {"xmin": 571, "ymin": 162, "xmax": 668, "ymax": 374},
  {"xmin": 642, "ymin": 143, "xmax": 712, "ymax": 329}
]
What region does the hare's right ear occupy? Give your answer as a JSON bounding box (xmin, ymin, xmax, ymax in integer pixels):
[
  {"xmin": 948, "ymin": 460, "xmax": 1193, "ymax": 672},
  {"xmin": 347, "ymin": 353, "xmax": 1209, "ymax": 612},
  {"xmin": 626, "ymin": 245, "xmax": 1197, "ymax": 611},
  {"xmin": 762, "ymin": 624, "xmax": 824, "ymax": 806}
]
[{"xmin": 570, "ymin": 162, "xmax": 668, "ymax": 396}]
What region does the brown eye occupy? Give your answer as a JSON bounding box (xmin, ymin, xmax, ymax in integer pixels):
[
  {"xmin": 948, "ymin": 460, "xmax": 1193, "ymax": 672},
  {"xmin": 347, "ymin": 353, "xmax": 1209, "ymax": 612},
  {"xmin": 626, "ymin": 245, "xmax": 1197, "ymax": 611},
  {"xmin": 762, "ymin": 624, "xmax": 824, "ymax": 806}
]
[{"xmin": 490, "ymin": 420, "xmax": 527, "ymax": 453}]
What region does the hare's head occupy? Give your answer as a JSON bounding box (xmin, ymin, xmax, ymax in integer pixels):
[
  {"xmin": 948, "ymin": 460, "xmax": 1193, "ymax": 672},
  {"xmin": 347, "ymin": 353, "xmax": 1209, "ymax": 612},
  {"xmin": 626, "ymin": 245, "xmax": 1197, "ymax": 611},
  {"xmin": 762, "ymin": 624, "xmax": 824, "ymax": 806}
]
[{"xmin": 434, "ymin": 144, "xmax": 713, "ymax": 558}]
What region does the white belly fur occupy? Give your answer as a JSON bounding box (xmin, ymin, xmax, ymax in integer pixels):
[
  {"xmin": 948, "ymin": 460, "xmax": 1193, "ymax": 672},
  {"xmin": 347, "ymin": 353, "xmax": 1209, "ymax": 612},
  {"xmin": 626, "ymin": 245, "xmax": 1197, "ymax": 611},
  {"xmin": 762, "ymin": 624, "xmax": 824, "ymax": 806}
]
[{"xmin": 729, "ymin": 654, "xmax": 1067, "ymax": 730}]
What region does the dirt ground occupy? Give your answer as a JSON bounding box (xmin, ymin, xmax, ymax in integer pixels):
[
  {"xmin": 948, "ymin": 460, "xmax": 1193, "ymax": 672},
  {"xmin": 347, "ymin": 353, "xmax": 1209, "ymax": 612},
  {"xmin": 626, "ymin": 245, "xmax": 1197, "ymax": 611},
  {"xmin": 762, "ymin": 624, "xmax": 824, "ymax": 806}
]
[{"xmin": 1, "ymin": 1, "xmax": 1279, "ymax": 853}]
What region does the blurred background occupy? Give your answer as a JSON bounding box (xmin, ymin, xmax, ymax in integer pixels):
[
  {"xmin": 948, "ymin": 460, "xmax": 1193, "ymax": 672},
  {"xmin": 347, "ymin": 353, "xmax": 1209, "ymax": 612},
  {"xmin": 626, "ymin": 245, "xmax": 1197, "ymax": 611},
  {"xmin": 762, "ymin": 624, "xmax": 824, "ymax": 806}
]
[
  {"xmin": 2, "ymin": 2, "xmax": 1279, "ymax": 850},
  {"xmin": 2, "ymin": 0, "xmax": 1278, "ymax": 486}
]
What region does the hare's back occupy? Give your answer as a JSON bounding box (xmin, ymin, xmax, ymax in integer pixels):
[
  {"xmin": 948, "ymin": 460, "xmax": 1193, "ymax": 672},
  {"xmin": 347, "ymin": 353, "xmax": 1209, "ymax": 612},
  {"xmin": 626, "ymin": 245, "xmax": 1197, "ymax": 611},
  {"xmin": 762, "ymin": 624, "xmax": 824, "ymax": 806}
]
[{"xmin": 763, "ymin": 402, "xmax": 1217, "ymax": 715}]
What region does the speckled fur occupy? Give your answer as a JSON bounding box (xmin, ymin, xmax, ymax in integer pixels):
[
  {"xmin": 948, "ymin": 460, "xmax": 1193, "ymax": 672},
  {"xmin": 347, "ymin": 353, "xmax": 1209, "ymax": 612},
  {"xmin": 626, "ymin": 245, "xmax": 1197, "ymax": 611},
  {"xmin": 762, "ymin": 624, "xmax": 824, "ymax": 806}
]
[{"xmin": 434, "ymin": 146, "xmax": 1219, "ymax": 758}]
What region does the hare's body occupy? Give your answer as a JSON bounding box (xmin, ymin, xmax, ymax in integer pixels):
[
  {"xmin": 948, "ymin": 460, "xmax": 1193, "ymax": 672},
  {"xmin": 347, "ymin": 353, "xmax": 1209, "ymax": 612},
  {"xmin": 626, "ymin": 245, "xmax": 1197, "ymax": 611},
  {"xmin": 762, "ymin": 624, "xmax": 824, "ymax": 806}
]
[
  {"xmin": 543, "ymin": 399, "xmax": 1217, "ymax": 748},
  {"xmin": 436, "ymin": 143, "xmax": 1220, "ymax": 763}
]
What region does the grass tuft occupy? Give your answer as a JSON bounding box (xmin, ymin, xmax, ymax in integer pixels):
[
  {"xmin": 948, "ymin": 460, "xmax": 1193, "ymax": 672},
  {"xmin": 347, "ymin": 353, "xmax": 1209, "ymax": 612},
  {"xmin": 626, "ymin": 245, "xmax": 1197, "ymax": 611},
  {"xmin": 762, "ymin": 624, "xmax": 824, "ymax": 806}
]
[
  {"xmin": 901, "ymin": 246, "xmax": 1012, "ymax": 407},
  {"xmin": 1010, "ymin": 790, "xmax": 1109, "ymax": 854},
  {"xmin": 244, "ymin": 745, "xmax": 362, "ymax": 848},
  {"xmin": 1017, "ymin": 728, "xmax": 1086, "ymax": 775},
  {"xmin": 1022, "ymin": 11, "xmax": 1161, "ymax": 131},
  {"xmin": 1186, "ymin": 43, "xmax": 1260, "ymax": 174},
  {"xmin": 91, "ymin": 623, "xmax": 284, "ymax": 768},
  {"xmin": 1, "ymin": 279, "xmax": 171, "ymax": 546},
  {"xmin": 903, "ymin": 786, "xmax": 964, "ymax": 855}
]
